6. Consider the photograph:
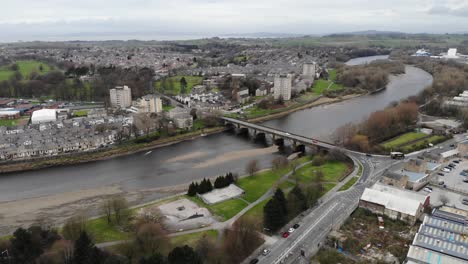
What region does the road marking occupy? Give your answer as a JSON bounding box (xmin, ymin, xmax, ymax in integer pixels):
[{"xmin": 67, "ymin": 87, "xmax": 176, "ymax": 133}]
[{"xmin": 272, "ymin": 203, "xmax": 340, "ymax": 264}]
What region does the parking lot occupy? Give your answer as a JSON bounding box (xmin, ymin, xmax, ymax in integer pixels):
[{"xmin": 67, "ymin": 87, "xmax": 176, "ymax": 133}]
[{"xmin": 420, "ymin": 158, "xmax": 468, "ymax": 210}]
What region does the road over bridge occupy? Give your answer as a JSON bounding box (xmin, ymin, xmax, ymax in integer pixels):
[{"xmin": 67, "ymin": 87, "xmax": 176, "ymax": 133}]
[{"xmin": 222, "ymin": 117, "xmax": 336, "ymax": 149}]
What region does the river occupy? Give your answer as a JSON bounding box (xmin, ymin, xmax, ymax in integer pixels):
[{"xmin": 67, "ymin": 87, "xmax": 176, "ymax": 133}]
[{"xmin": 0, "ymin": 56, "xmax": 433, "ymax": 202}]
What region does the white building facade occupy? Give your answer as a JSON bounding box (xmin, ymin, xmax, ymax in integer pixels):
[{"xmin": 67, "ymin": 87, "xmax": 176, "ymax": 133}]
[
  {"xmin": 302, "ymin": 62, "xmax": 316, "ymax": 79},
  {"xmin": 273, "ymin": 74, "xmax": 293, "ymax": 101},
  {"xmin": 110, "ymin": 85, "xmax": 132, "ymax": 108},
  {"xmin": 133, "ymin": 95, "xmax": 162, "ymax": 113}
]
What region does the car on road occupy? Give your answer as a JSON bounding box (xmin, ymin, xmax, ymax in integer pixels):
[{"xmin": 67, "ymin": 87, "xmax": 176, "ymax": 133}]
[
  {"xmin": 285, "ymin": 132, "xmax": 290, "ymax": 136},
  {"xmin": 293, "ymin": 223, "xmax": 300, "ymax": 229},
  {"xmin": 439, "ymin": 181, "xmax": 445, "ymax": 185},
  {"xmin": 288, "ymin": 227, "xmax": 295, "ymax": 233},
  {"xmin": 437, "ymin": 172, "xmax": 445, "ymax": 176},
  {"xmin": 262, "ymin": 249, "xmax": 270, "ymax": 256},
  {"xmin": 423, "ymin": 187, "xmax": 433, "ymax": 193},
  {"xmin": 463, "ymin": 198, "xmax": 468, "ymax": 205},
  {"xmin": 249, "ymin": 259, "xmax": 259, "ymax": 264},
  {"xmin": 282, "ymin": 232, "xmax": 290, "ymax": 238},
  {"xmin": 366, "ymin": 153, "xmax": 372, "ymax": 157},
  {"xmin": 443, "ymin": 168, "xmax": 451, "ymax": 172}
]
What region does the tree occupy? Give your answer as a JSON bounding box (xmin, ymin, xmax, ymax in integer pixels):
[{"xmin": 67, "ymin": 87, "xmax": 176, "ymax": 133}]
[
  {"xmin": 272, "ymin": 156, "xmax": 288, "ymax": 170},
  {"xmin": 167, "ymin": 245, "xmax": 202, "ymax": 264},
  {"xmin": 195, "ymin": 234, "xmax": 217, "ymax": 262},
  {"xmin": 187, "ymin": 182, "xmax": 198, "ymax": 196},
  {"xmin": 305, "ymin": 182, "xmax": 323, "ymax": 207},
  {"xmin": 112, "ymin": 197, "xmax": 129, "ymax": 225},
  {"xmin": 180, "ymin": 77, "xmax": 188, "ymax": 94},
  {"xmin": 439, "ymin": 194, "xmax": 450, "ymax": 206},
  {"xmin": 101, "ymin": 199, "xmax": 113, "ymax": 224},
  {"xmin": 287, "ymin": 186, "xmax": 308, "ymax": 218},
  {"xmin": 263, "ymin": 198, "xmax": 287, "ymax": 232},
  {"xmin": 246, "ymin": 159, "xmax": 259, "ymax": 176},
  {"xmin": 226, "ymin": 172, "xmax": 235, "ymax": 184},
  {"xmin": 139, "ymin": 253, "xmax": 166, "ymax": 264},
  {"xmin": 62, "ymin": 213, "xmax": 88, "ymax": 241},
  {"xmin": 274, "ymin": 189, "xmax": 288, "ymax": 215},
  {"xmin": 135, "ymin": 223, "xmax": 169, "ymax": 256},
  {"xmin": 73, "ymin": 231, "xmax": 104, "ymax": 264},
  {"xmin": 10, "ymin": 228, "xmax": 43, "ymax": 263},
  {"xmin": 222, "ymin": 217, "xmax": 263, "ymax": 264}
]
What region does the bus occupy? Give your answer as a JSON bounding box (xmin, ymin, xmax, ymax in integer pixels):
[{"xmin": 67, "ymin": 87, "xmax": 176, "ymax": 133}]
[{"xmin": 390, "ymin": 152, "xmax": 405, "ymax": 159}]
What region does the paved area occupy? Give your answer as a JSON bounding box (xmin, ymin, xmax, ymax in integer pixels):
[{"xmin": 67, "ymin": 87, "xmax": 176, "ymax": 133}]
[
  {"xmin": 433, "ymin": 159, "xmax": 468, "ymax": 189},
  {"xmin": 158, "ymin": 198, "xmax": 216, "ymax": 231},
  {"xmin": 200, "ymin": 184, "xmax": 244, "ymax": 204}
]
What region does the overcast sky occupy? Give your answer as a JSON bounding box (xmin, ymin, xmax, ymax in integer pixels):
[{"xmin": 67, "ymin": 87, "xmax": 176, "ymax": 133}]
[{"xmin": 1, "ymin": 0, "xmax": 468, "ymax": 42}]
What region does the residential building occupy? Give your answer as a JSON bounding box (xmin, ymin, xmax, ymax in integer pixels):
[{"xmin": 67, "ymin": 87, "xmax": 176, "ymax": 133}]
[
  {"xmin": 31, "ymin": 109, "xmax": 57, "ymax": 124},
  {"xmin": 110, "ymin": 85, "xmax": 132, "ymax": 108},
  {"xmin": 133, "ymin": 95, "xmax": 163, "ymax": 113},
  {"xmin": 406, "ymin": 208, "xmax": 468, "ymax": 264},
  {"xmin": 167, "ymin": 107, "xmax": 193, "ymax": 129},
  {"xmin": 381, "ymin": 172, "xmax": 409, "ymax": 189},
  {"xmin": 386, "ymin": 158, "xmax": 440, "ymax": 190},
  {"xmin": 359, "ymin": 182, "xmax": 430, "ymax": 224},
  {"xmin": 302, "ymin": 62, "xmax": 316, "ymax": 79},
  {"xmin": 0, "ymin": 110, "xmax": 20, "ymax": 120},
  {"xmin": 255, "ymin": 87, "xmax": 267, "ymax": 97},
  {"xmin": 273, "ymin": 74, "xmax": 293, "ymax": 101},
  {"xmin": 237, "ymin": 88, "xmax": 250, "ymax": 104}
]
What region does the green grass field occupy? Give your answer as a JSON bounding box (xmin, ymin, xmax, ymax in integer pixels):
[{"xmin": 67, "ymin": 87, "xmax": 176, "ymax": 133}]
[
  {"xmin": 188, "ymin": 196, "xmax": 249, "ymax": 220},
  {"xmin": 381, "ymin": 132, "xmax": 428, "ymax": 149},
  {"xmin": 0, "ymin": 60, "xmax": 51, "ymax": 81},
  {"xmin": 170, "ymin": 230, "xmax": 218, "ymax": 248},
  {"xmin": 236, "ymin": 168, "xmax": 289, "ymax": 203},
  {"xmin": 0, "ymin": 117, "xmax": 29, "ymax": 127},
  {"xmin": 294, "ymin": 161, "xmax": 348, "ymax": 183},
  {"xmin": 163, "ymin": 105, "xmax": 175, "ymax": 112},
  {"xmin": 86, "ymin": 218, "xmax": 131, "ymax": 243},
  {"xmin": 154, "ymin": 76, "xmax": 203, "ymax": 95},
  {"xmin": 73, "ymin": 110, "xmax": 88, "ymax": 117},
  {"xmin": 400, "ymin": 135, "xmax": 446, "ymax": 153},
  {"xmin": 312, "ymin": 69, "xmax": 343, "ymax": 95}
]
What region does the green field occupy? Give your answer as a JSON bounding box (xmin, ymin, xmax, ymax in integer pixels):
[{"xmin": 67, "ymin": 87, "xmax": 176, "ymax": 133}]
[
  {"xmin": 0, "ymin": 117, "xmax": 29, "ymax": 127},
  {"xmin": 381, "ymin": 132, "xmax": 428, "ymax": 149},
  {"xmin": 170, "ymin": 230, "xmax": 218, "ymax": 248},
  {"xmin": 0, "ymin": 60, "xmax": 51, "ymax": 81},
  {"xmin": 154, "ymin": 76, "xmax": 203, "ymax": 95},
  {"xmin": 236, "ymin": 168, "xmax": 289, "ymax": 203},
  {"xmin": 86, "ymin": 218, "xmax": 131, "ymax": 243},
  {"xmin": 312, "ymin": 69, "xmax": 343, "ymax": 95},
  {"xmin": 338, "ymin": 177, "xmax": 359, "ymax": 191},
  {"xmin": 400, "ymin": 135, "xmax": 447, "ymax": 153},
  {"xmin": 73, "ymin": 110, "xmax": 88, "ymax": 117},
  {"xmin": 188, "ymin": 196, "xmax": 249, "ymax": 221},
  {"xmin": 294, "ymin": 161, "xmax": 349, "ymax": 183},
  {"xmin": 163, "ymin": 105, "xmax": 175, "ymax": 112}
]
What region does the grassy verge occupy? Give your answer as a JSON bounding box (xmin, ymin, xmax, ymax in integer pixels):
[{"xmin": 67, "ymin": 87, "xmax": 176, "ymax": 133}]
[
  {"xmin": 381, "ymin": 132, "xmax": 427, "ymax": 149},
  {"xmin": 86, "ymin": 218, "xmax": 131, "ymax": 243},
  {"xmin": 237, "ymin": 168, "xmax": 289, "ymax": 203},
  {"xmin": 187, "ymin": 196, "xmax": 249, "ymax": 221},
  {"xmin": 294, "ymin": 161, "xmax": 349, "ymax": 183},
  {"xmin": 163, "ymin": 105, "xmax": 175, "ymax": 112},
  {"xmin": 170, "ymin": 230, "xmax": 218, "ymax": 248},
  {"xmin": 400, "ymin": 135, "xmax": 447, "ymax": 153},
  {"xmin": 338, "ymin": 177, "xmax": 359, "ymax": 191},
  {"xmin": 0, "ymin": 117, "xmax": 29, "ymax": 127},
  {"xmin": 73, "ymin": 110, "xmax": 88, "ymax": 117}
]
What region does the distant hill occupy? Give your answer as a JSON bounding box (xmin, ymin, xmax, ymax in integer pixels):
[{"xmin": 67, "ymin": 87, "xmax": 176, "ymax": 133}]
[
  {"xmin": 326, "ymin": 30, "xmax": 405, "ymax": 37},
  {"xmin": 219, "ymin": 32, "xmax": 309, "ymax": 38}
]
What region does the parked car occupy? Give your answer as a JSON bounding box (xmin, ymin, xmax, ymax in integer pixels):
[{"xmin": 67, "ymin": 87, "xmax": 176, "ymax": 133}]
[
  {"xmin": 462, "ymin": 198, "xmax": 468, "ymax": 205},
  {"xmin": 262, "ymin": 249, "xmax": 270, "ymax": 256},
  {"xmin": 460, "ymin": 171, "xmax": 468, "ymax": 177},
  {"xmin": 450, "ymin": 144, "xmax": 455, "ymax": 147},
  {"xmin": 437, "ymin": 172, "xmax": 445, "ymax": 176},
  {"xmin": 282, "ymin": 232, "xmax": 289, "ymax": 238},
  {"xmin": 453, "ymin": 160, "xmax": 460, "ymax": 164},
  {"xmin": 423, "ymin": 187, "xmax": 433, "ymax": 193},
  {"xmin": 448, "ymin": 163, "xmax": 456, "ymax": 168},
  {"xmin": 443, "ymin": 168, "xmax": 451, "ymax": 173},
  {"xmin": 249, "ymin": 259, "xmax": 259, "ymax": 264},
  {"xmin": 439, "ymin": 181, "xmax": 445, "ymax": 185},
  {"xmin": 463, "ymin": 178, "xmax": 468, "ymax": 183},
  {"xmin": 293, "ymin": 223, "xmax": 300, "ymax": 229},
  {"xmin": 288, "ymin": 228, "xmax": 295, "ymax": 233}
]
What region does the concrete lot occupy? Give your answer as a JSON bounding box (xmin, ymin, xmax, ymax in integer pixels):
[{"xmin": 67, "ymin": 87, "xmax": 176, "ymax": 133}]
[
  {"xmin": 199, "ymin": 184, "xmax": 244, "ymax": 204},
  {"xmin": 157, "ymin": 198, "xmax": 217, "ymax": 231}
]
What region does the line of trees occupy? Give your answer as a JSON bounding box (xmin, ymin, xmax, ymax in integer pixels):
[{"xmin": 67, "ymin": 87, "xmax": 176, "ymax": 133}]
[{"xmin": 187, "ymin": 173, "xmax": 237, "ymax": 196}]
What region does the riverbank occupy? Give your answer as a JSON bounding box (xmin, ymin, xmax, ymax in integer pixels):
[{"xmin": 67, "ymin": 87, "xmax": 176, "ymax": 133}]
[{"xmin": 0, "ymin": 126, "xmax": 225, "ymax": 174}]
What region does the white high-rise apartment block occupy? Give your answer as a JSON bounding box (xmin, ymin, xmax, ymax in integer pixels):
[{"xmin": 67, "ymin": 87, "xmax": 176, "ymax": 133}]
[
  {"xmin": 134, "ymin": 95, "xmax": 163, "ymax": 113},
  {"xmin": 302, "ymin": 62, "xmax": 316, "ymax": 79},
  {"xmin": 273, "ymin": 74, "xmax": 293, "ymax": 101},
  {"xmin": 110, "ymin": 85, "xmax": 132, "ymax": 108}
]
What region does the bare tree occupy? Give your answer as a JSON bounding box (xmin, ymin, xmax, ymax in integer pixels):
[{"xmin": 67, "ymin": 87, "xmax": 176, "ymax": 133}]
[
  {"xmin": 439, "ymin": 194, "xmax": 450, "ymax": 206},
  {"xmin": 62, "ymin": 212, "xmax": 88, "ymax": 241},
  {"xmin": 112, "ymin": 197, "xmax": 129, "ymax": 225},
  {"xmin": 271, "ymin": 156, "xmax": 288, "ymax": 170},
  {"xmin": 101, "ymin": 199, "xmax": 113, "ymax": 224},
  {"xmin": 134, "ymin": 223, "xmax": 169, "ymax": 256},
  {"xmin": 246, "ymin": 159, "xmax": 259, "ymax": 176},
  {"xmin": 222, "ymin": 217, "xmax": 263, "ymax": 264}
]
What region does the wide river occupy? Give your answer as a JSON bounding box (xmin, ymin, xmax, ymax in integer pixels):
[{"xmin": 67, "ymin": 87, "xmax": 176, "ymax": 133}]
[{"xmin": 0, "ymin": 56, "xmax": 433, "ymax": 202}]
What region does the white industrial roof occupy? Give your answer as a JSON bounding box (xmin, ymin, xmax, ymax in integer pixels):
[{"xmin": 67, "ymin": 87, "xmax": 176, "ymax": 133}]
[
  {"xmin": 360, "ymin": 183, "xmax": 427, "ymax": 216},
  {"xmin": 440, "ymin": 149, "xmax": 459, "ymax": 158},
  {"xmin": 31, "ymin": 109, "xmax": 57, "ymax": 124}
]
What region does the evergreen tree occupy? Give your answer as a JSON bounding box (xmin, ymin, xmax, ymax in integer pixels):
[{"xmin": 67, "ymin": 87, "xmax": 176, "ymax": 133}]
[
  {"xmin": 263, "ymin": 198, "xmax": 287, "ymax": 232},
  {"xmin": 273, "ymin": 189, "xmax": 288, "ymax": 216},
  {"xmin": 139, "ymin": 253, "xmax": 166, "ymax": 264},
  {"xmin": 73, "ymin": 231, "xmax": 101, "ymax": 264},
  {"xmin": 206, "ymin": 179, "xmax": 213, "ymax": 192},
  {"xmin": 226, "ymin": 172, "xmax": 234, "ymax": 184},
  {"xmin": 168, "ymin": 245, "xmax": 202, "ymax": 264},
  {"xmin": 287, "ymin": 186, "xmax": 308, "ymax": 219},
  {"xmin": 10, "ymin": 228, "xmax": 43, "ymax": 263},
  {"xmin": 194, "ymin": 182, "xmax": 200, "ymax": 194},
  {"xmin": 187, "ymin": 182, "xmax": 197, "ymax": 196},
  {"xmin": 198, "ymin": 179, "xmax": 207, "ymax": 194}
]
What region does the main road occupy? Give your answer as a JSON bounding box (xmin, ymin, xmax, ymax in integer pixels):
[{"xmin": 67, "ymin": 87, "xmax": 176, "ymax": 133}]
[{"xmin": 252, "ymin": 153, "xmax": 397, "ymax": 264}]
